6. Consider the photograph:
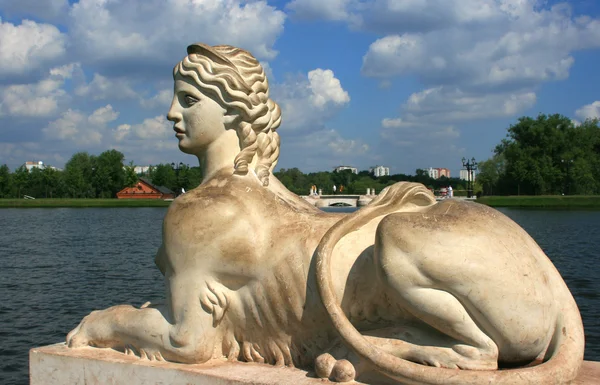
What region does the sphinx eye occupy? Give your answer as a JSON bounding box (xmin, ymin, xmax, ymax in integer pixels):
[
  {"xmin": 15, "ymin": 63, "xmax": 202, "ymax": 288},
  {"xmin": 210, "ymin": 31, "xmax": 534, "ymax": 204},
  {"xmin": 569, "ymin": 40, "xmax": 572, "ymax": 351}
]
[{"xmin": 184, "ymin": 95, "xmax": 199, "ymax": 106}]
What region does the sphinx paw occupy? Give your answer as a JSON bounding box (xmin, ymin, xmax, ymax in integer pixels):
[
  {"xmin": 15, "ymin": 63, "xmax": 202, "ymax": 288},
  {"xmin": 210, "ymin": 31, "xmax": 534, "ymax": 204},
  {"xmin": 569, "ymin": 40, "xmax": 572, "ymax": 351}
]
[
  {"xmin": 66, "ymin": 311, "xmax": 99, "ymax": 348},
  {"xmin": 200, "ymin": 280, "xmax": 230, "ymax": 327},
  {"xmin": 66, "ymin": 307, "xmax": 129, "ymax": 349},
  {"xmin": 124, "ymin": 344, "xmax": 165, "ymax": 362},
  {"xmin": 66, "ymin": 323, "xmax": 88, "ymax": 348},
  {"xmin": 315, "ymin": 353, "xmax": 356, "ymax": 383}
]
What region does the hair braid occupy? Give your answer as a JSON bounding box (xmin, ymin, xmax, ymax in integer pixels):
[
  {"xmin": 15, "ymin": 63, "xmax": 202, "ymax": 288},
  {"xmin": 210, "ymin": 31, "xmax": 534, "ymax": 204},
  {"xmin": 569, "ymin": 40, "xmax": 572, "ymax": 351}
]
[{"xmin": 234, "ymin": 121, "xmax": 259, "ymax": 176}]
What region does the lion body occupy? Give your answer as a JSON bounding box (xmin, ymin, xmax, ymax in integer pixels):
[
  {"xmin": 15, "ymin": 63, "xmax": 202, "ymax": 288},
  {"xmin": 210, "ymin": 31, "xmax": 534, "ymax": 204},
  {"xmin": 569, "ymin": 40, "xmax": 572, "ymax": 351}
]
[{"xmin": 157, "ymin": 174, "xmax": 579, "ymax": 376}]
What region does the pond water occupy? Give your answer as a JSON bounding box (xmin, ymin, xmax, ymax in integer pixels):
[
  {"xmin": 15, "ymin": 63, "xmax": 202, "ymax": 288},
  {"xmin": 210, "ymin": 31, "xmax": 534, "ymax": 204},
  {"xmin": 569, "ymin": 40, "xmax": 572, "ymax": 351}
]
[{"xmin": 0, "ymin": 205, "xmax": 598, "ymax": 385}]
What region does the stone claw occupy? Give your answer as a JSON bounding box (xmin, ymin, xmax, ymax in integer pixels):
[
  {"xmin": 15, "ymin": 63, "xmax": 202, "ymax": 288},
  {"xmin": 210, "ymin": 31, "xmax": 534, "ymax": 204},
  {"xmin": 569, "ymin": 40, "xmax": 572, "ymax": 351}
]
[{"xmin": 200, "ymin": 280, "xmax": 230, "ymax": 326}]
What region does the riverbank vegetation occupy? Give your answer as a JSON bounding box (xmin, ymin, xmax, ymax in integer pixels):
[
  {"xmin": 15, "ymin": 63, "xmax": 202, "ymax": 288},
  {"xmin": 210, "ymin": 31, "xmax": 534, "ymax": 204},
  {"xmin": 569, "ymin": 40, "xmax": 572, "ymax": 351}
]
[
  {"xmin": 477, "ymin": 195, "xmax": 600, "ymax": 208},
  {"xmin": 0, "ymin": 199, "xmax": 171, "ymax": 208},
  {"xmin": 1, "ymin": 114, "xmax": 598, "ymax": 201},
  {"xmin": 0, "ymin": 150, "xmax": 202, "ymax": 199},
  {"xmin": 477, "ymin": 114, "xmax": 600, "ymax": 196},
  {"xmin": 273, "ymin": 167, "xmax": 468, "ymax": 196}
]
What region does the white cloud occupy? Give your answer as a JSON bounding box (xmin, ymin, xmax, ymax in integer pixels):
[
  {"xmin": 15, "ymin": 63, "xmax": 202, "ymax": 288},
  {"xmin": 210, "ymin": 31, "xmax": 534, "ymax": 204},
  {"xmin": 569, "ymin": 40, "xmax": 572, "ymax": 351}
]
[
  {"xmin": 0, "ymin": 141, "xmax": 66, "ymax": 170},
  {"xmin": 140, "ymin": 89, "xmax": 172, "ymax": 109},
  {"xmin": 0, "ymin": 63, "xmax": 79, "ymax": 118},
  {"xmin": 328, "ymin": 132, "xmax": 369, "ymax": 155},
  {"xmin": 396, "ymin": 87, "xmax": 537, "ymax": 122},
  {"xmin": 88, "ymin": 105, "xmax": 119, "ymax": 126},
  {"xmin": 67, "ymin": 0, "xmax": 286, "ymax": 74},
  {"xmin": 379, "ymin": 86, "xmax": 536, "ymax": 161},
  {"xmin": 43, "ymin": 105, "xmax": 119, "ymax": 146},
  {"xmin": 272, "ymin": 69, "xmax": 350, "ymax": 133},
  {"xmin": 0, "ymin": 82, "xmax": 63, "ymax": 118},
  {"xmin": 278, "ymin": 128, "xmax": 370, "ymax": 171},
  {"xmin": 287, "ymin": 1, "xmax": 594, "ymax": 168},
  {"xmin": 113, "ymin": 115, "xmax": 171, "ymax": 142},
  {"xmin": 575, "ymin": 101, "xmax": 600, "ymax": 121},
  {"xmin": 289, "ymin": 1, "xmax": 600, "ymax": 93},
  {"xmin": 361, "ymin": 3, "xmax": 600, "ymax": 90},
  {"xmin": 114, "ymin": 124, "xmax": 131, "ymax": 142},
  {"xmin": 49, "ymin": 63, "xmax": 82, "ymax": 79},
  {"xmin": 75, "ymin": 73, "xmax": 138, "ymax": 101},
  {"xmin": 308, "ymin": 69, "xmax": 351, "ymax": 108},
  {"xmin": 0, "ymin": 18, "xmax": 67, "ymax": 78},
  {"xmin": 133, "ymin": 115, "xmax": 171, "ymax": 140},
  {"xmin": 107, "ymin": 115, "xmax": 178, "ymax": 168},
  {"xmin": 381, "ymin": 118, "xmax": 460, "ymax": 146},
  {"xmin": 286, "ymin": 0, "xmax": 356, "ymax": 22},
  {"xmin": 267, "ymin": 68, "xmax": 360, "ymax": 171}
]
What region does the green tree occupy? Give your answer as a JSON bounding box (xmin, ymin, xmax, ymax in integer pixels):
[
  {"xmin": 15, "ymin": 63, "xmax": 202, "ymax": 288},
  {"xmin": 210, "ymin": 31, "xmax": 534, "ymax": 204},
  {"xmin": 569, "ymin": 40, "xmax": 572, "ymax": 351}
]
[
  {"xmin": 184, "ymin": 166, "xmax": 203, "ymax": 191},
  {"xmin": 25, "ymin": 167, "xmax": 46, "ymax": 198},
  {"xmin": 13, "ymin": 166, "xmax": 29, "ymax": 198},
  {"xmin": 150, "ymin": 164, "xmax": 177, "ymax": 191},
  {"xmin": 0, "ymin": 164, "xmax": 12, "ymax": 198},
  {"xmin": 42, "ymin": 167, "xmax": 62, "ymax": 198},
  {"xmin": 273, "ymin": 168, "xmax": 307, "ymax": 195},
  {"xmin": 496, "ymin": 114, "xmax": 574, "ymax": 195},
  {"xmin": 476, "ymin": 154, "xmax": 505, "ymax": 196},
  {"xmin": 93, "ymin": 149, "xmax": 126, "ymax": 198},
  {"xmin": 64, "ymin": 152, "xmax": 95, "ymax": 198},
  {"xmin": 414, "ymin": 168, "xmax": 432, "ymax": 186},
  {"xmin": 124, "ymin": 161, "xmax": 138, "ymax": 187}
]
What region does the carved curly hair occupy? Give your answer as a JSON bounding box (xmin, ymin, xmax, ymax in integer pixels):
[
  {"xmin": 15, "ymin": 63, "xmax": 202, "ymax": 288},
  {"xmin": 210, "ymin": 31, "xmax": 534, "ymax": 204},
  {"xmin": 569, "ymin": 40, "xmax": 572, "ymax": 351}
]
[{"xmin": 174, "ymin": 43, "xmax": 282, "ymax": 186}]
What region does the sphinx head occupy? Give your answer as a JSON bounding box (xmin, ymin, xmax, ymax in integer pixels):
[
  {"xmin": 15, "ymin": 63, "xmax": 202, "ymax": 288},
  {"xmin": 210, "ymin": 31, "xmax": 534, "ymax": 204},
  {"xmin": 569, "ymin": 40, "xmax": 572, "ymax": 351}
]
[{"xmin": 169, "ymin": 43, "xmax": 282, "ymax": 186}]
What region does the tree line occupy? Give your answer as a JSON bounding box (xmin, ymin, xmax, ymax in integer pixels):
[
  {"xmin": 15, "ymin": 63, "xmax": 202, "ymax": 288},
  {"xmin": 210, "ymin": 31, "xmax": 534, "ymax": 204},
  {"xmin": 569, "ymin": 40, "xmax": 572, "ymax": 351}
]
[
  {"xmin": 0, "ymin": 148, "xmax": 466, "ymax": 199},
  {"xmin": 477, "ymin": 114, "xmax": 600, "ymax": 196},
  {"xmin": 0, "ymin": 150, "xmax": 203, "ymax": 199},
  {"xmin": 274, "ymin": 168, "xmax": 467, "ymax": 196},
  {"xmin": 2, "ymin": 113, "xmax": 596, "ymax": 199}
]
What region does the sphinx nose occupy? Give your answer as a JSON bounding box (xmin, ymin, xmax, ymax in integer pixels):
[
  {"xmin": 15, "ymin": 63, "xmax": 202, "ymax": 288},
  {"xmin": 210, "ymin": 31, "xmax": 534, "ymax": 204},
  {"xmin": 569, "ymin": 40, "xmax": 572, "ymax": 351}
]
[
  {"xmin": 167, "ymin": 108, "xmax": 180, "ymax": 123},
  {"xmin": 167, "ymin": 99, "xmax": 181, "ymax": 122}
]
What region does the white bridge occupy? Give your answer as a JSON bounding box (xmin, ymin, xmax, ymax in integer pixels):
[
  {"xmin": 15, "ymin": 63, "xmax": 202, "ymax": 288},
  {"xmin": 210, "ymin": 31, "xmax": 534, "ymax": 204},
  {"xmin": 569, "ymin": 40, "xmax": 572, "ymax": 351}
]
[{"xmin": 301, "ymin": 194, "xmax": 373, "ymax": 208}]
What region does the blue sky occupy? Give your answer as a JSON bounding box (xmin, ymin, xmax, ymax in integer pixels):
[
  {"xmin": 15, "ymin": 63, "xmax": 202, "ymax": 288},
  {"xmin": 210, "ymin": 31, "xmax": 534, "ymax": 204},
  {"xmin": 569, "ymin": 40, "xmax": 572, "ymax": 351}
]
[{"xmin": 1, "ymin": 0, "xmax": 599, "ymax": 176}]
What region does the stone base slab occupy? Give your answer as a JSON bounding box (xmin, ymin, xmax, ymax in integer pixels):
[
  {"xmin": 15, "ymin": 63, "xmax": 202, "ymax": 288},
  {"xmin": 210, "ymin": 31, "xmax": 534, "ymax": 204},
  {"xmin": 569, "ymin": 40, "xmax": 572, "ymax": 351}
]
[{"xmin": 30, "ymin": 343, "xmax": 600, "ymax": 384}]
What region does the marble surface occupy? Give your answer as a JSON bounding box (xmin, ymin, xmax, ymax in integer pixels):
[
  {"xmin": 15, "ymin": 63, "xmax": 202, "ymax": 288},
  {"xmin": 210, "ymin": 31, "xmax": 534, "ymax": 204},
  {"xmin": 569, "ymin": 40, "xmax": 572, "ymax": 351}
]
[{"xmin": 30, "ymin": 344, "xmax": 600, "ymax": 385}]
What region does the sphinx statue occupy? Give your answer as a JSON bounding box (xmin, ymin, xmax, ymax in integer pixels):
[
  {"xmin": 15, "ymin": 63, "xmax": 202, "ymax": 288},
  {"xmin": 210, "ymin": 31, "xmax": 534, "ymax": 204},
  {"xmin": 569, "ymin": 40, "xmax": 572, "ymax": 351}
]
[{"xmin": 67, "ymin": 43, "xmax": 585, "ymax": 384}]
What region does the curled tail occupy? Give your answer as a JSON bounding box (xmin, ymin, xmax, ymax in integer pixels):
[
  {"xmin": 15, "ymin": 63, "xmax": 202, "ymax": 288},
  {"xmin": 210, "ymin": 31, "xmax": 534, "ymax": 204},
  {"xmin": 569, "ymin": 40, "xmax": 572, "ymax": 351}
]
[{"xmin": 315, "ymin": 182, "xmax": 584, "ymax": 385}]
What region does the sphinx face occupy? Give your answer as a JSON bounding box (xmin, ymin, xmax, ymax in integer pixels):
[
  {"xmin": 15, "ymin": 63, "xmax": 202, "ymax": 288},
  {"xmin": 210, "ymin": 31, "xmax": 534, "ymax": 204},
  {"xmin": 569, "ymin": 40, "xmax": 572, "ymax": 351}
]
[{"xmin": 167, "ymin": 73, "xmax": 228, "ymax": 155}]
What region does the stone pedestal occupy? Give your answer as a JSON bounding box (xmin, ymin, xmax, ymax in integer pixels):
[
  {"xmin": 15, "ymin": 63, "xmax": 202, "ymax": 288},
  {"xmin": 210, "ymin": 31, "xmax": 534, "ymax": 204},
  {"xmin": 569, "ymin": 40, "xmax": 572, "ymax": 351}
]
[{"xmin": 30, "ymin": 344, "xmax": 600, "ymax": 385}]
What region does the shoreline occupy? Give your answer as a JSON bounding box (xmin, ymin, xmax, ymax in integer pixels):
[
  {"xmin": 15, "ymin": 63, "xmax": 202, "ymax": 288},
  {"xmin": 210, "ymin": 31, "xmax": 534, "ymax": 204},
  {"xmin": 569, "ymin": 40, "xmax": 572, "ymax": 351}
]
[
  {"xmin": 0, "ymin": 199, "xmax": 172, "ymax": 208},
  {"xmin": 2, "ymin": 195, "xmax": 600, "ymax": 209},
  {"xmin": 476, "ymin": 195, "xmax": 600, "ymax": 209}
]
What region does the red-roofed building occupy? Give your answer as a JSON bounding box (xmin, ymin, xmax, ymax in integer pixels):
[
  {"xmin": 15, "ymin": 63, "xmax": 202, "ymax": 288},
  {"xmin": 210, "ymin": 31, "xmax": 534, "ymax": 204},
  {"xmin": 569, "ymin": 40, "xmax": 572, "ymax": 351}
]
[{"xmin": 116, "ymin": 178, "xmax": 175, "ymax": 199}]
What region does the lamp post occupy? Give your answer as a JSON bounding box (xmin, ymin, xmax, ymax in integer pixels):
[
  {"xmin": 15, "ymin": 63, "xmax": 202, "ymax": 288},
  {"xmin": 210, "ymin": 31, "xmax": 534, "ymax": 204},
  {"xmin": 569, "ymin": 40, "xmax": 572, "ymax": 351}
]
[
  {"xmin": 171, "ymin": 162, "xmax": 185, "ymax": 195},
  {"xmin": 461, "ymin": 157, "xmax": 478, "ymax": 198}
]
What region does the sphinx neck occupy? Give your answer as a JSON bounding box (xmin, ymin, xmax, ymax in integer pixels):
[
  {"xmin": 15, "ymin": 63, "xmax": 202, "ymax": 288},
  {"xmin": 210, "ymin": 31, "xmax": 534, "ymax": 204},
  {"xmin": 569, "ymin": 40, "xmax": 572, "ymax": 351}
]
[{"xmin": 196, "ymin": 130, "xmax": 250, "ymax": 183}]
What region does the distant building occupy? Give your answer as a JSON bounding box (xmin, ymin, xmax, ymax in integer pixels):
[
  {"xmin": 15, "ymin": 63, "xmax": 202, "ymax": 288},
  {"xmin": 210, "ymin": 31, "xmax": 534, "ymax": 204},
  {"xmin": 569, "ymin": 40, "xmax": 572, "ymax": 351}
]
[
  {"xmin": 116, "ymin": 178, "xmax": 175, "ymax": 200},
  {"xmin": 24, "ymin": 161, "xmax": 45, "ymax": 171},
  {"xmin": 370, "ymin": 165, "xmax": 390, "ymax": 177},
  {"xmin": 427, "ymin": 167, "xmax": 439, "ymax": 179},
  {"xmin": 134, "ymin": 166, "xmax": 151, "ymax": 175},
  {"xmin": 460, "ymin": 169, "xmax": 476, "ymax": 182},
  {"xmin": 23, "ymin": 161, "xmax": 61, "ymax": 172},
  {"xmin": 334, "ymin": 166, "xmax": 358, "ymax": 174},
  {"xmin": 438, "ymin": 168, "xmax": 450, "ymax": 178},
  {"xmin": 427, "ymin": 167, "xmax": 450, "ymax": 179}
]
